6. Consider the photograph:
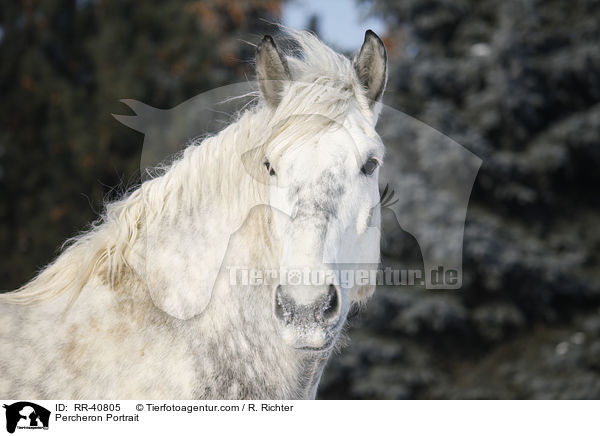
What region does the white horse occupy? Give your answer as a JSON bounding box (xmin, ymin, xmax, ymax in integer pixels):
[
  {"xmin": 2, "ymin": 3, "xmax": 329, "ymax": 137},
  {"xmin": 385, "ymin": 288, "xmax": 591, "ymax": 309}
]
[{"xmin": 0, "ymin": 29, "xmax": 387, "ymax": 399}]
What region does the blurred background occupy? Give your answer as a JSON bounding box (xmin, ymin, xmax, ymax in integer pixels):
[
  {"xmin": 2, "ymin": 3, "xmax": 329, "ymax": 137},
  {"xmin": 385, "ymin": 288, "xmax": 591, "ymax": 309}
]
[{"xmin": 1, "ymin": 0, "xmax": 599, "ymax": 399}]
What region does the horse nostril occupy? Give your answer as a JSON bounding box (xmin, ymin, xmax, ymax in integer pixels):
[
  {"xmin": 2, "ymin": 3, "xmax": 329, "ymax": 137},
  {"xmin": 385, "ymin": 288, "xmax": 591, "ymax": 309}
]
[
  {"xmin": 274, "ymin": 285, "xmax": 288, "ymax": 322},
  {"xmin": 275, "ymin": 284, "xmax": 340, "ymax": 325},
  {"xmin": 323, "ymin": 284, "xmax": 340, "ymax": 321}
]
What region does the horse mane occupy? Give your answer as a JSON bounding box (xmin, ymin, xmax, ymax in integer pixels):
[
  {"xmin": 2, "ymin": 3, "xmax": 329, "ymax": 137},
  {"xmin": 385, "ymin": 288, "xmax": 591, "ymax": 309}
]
[{"xmin": 0, "ymin": 29, "xmax": 367, "ymax": 305}]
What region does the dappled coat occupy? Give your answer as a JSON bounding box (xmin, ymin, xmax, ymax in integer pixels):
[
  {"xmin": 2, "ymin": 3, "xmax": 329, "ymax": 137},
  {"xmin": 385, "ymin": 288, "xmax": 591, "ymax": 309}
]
[{"xmin": 0, "ymin": 29, "xmax": 388, "ymax": 399}]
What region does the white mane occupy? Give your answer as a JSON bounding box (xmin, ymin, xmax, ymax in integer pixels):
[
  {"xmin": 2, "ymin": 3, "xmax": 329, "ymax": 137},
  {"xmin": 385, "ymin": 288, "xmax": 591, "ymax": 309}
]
[{"xmin": 1, "ymin": 29, "xmax": 371, "ymax": 305}]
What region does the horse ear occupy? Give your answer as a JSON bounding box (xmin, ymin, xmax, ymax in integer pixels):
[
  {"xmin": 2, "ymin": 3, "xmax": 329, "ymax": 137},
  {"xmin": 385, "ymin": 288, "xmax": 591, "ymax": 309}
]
[
  {"xmin": 353, "ymin": 30, "xmax": 387, "ymax": 107},
  {"xmin": 256, "ymin": 35, "xmax": 291, "ymax": 108}
]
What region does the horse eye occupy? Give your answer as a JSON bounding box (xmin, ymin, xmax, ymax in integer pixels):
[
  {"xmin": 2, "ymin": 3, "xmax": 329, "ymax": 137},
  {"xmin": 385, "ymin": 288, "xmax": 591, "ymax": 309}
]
[
  {"xmin": 264, "ymin": 160, "xmax": 276, "ymax": 176},
  {"xmin": 361, "ymin": 158, "xmax": 379, "ymax": 176}
]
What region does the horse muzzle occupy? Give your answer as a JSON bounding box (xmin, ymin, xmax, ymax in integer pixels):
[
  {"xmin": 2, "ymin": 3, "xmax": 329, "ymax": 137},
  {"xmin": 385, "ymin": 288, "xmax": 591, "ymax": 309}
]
[{"xmin": 273, "ymin": 283, "xmax": 343, "ymax": 351}]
